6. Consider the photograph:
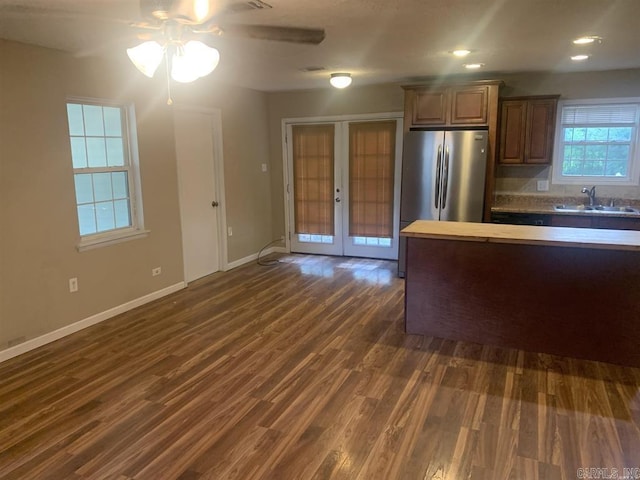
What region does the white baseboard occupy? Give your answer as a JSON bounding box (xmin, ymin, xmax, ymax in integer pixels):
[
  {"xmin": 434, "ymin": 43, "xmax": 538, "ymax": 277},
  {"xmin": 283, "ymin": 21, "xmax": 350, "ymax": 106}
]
[
  {"xmin": 1, "ymin": 245, "xmax": 291, "ymax": 363},
  {"xmin": 0, "ymin": 282, "xmax": 186, "ymax": 364},
  {"xmin": 224, "ymin": 245, "xmax": 288, "ymax": 271}
]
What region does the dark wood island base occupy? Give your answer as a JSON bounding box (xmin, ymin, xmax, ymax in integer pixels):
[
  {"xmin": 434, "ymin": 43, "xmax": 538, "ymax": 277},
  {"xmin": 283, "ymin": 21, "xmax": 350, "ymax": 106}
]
[{"xmin": 403, "ymin": 221, "xmax": 640, "ymax": 367}]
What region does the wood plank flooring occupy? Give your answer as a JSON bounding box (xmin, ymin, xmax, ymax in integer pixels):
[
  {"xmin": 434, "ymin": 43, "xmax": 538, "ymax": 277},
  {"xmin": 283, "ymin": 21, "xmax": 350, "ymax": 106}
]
[{"xmin": 0, "ymin": 254, "xmax": 639, "ymax": 479}]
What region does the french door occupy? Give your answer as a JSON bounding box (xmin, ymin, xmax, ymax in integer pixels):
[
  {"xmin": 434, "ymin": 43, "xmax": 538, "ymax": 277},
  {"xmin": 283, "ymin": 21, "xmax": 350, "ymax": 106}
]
[{"xmin": 285, "ymin": 115, "xmax": 403, "ymax": 260}]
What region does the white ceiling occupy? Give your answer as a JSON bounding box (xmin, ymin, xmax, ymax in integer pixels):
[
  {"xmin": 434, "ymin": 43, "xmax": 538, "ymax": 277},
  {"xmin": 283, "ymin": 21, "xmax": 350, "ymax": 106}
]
[{"xmin": 1, "ymin": 0, "xmax": 639, "ymax": 92}]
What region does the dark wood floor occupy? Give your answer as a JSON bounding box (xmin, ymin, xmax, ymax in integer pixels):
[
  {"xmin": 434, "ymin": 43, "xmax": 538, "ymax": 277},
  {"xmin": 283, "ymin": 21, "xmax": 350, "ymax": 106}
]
[{"xmin": 1, "ymin": 254, "xmax": 639, "ymax": 480}]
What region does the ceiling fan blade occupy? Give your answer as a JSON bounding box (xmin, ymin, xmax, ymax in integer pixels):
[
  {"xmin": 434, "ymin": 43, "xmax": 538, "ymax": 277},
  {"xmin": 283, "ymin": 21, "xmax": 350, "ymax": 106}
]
[
  {"xmin": 220, "ymin": 24, "xmax": 325, "ymax": 45},
  {"xmin": 0, "ymin": 3, "xmax": 131, "ymax": 24},
  {"xmin": 130, "ymin": 20, "xmax": 164, "ymax": 30},
  {"xmin": 220, "ymin": 0, "xmax": 272, "ymax": 15}
]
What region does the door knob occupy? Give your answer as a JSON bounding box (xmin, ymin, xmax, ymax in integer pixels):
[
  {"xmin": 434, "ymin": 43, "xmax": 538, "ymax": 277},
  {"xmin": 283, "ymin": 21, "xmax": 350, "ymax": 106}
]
[{"xmin": 211, "ymin": 201, "xmax": 219, "ymax": 207}]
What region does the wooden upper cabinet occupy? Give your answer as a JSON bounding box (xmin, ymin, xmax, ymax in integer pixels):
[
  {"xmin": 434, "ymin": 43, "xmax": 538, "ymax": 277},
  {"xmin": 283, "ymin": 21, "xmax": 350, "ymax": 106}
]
[
  {"xmin": 403, "ymin": 81, "xmax": 500, "ymax": 129},
  {"xmin": 450, "ymin": 85, "xmax": 489, "ymax": 125},
  {"xmin": 411, "ymin": 88, "xmax": 448, "ymax": 125},
  {"xmin": 499, "ymin": 95, "xmax": 559, "ymax": 165},
  {"xmin": 499, "ymin": 100, "xmax": 527, "ymax": 163}
]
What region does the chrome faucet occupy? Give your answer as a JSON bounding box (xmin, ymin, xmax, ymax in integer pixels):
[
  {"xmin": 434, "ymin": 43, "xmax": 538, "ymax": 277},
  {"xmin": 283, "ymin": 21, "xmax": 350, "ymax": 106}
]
[{"xmin": 581, "ymin": 186, "xmax": 596, "ymax": 206}]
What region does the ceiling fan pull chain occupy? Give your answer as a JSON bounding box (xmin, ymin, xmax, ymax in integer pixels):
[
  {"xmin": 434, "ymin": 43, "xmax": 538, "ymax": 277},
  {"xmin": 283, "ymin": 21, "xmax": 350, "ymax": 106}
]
[{"xmin": 165, "ymin": 54, "xmax": 173, "ymax": 105}]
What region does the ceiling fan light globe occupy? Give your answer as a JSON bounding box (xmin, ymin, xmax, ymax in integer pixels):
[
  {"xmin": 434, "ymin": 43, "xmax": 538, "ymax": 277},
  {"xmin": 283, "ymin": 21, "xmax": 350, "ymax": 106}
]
[
  {"xmin": 172, "ymin": 41, "xmax": 220, "ymax": 83},
  {"xmin": 127, "ymin": 41, "xmax": 164, "ymax": 78},
  {"xmin": 330, "ymin": 73, "xmax": 352, "ymax": 89}
]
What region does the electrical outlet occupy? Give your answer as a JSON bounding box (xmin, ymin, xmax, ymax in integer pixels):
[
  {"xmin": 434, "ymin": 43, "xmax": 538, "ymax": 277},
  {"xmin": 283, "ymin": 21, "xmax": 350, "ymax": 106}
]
[
  {"xmin": 152, "ymin": 267, "xmax": 161, "ymax": 276},
  {"xmin": 228, "ymin": 227, "xmax": 233, "ymax": 236},
  {"xmin": 69, "ymin": 277, "xmax": 78, "ymax": 293},
  {"xmin": 261, "ymin": 163, "xmax": 268, "ymax": 172}
]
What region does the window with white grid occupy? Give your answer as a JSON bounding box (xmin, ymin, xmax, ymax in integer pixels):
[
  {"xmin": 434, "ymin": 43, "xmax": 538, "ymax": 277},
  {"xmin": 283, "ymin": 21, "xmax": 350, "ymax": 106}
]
[
  {"xmin": 552, "ymin": 98, "xmax": 640, "ymax": 185},
  {"xmin": 66, "ymin": 100, "xmax": 145, "ymax": 246}
]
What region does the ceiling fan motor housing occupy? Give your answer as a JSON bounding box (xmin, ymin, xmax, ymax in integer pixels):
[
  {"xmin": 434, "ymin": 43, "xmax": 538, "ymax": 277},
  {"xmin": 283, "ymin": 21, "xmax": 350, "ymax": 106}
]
[{"xmin": 140, "ymin": 0, "xmax": 173, "ymax": 21}]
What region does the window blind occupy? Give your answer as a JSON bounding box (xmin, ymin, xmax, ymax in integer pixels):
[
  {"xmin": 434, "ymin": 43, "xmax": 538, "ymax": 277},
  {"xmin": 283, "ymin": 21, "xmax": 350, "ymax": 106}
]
[
  {"xmin": 292, "ymin": 124, "xmax": 335, "ymax": 236},
  {"xmin": 348, "ymin": 121, "xmax": 396, "ymax": 238},
  {"xmin": 561, "ymin": 104, "xmax": 638, "ymax": 125}
]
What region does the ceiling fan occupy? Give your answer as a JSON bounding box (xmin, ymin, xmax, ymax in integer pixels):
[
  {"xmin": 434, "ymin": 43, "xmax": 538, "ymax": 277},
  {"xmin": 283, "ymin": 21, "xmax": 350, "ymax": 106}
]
[
  {"xmin": 1, "ymin": 0, "xmax": 325, "ymax": 99},
  {"xmin": 125, "ymin": 0, "xmax": 326, "ymax": 101},
  {"xmin": 89, "ymin": 0, "xmax": 326, "ymax": 104},
  {"xmin": 134, "ymin": 0, "xmax": 326, "ymax": 45}
]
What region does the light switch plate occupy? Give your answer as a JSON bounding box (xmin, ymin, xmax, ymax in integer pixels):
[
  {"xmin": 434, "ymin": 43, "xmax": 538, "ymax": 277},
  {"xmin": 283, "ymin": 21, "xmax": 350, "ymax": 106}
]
[{"xmin": 537, "ymin": 180, "xmax": 549, "ymax": 191}]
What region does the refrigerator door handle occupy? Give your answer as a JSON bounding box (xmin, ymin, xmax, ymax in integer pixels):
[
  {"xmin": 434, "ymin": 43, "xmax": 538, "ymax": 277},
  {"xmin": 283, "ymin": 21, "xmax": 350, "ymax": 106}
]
[
  {"xmin": 441, "ymin": 146, "xmax": 450, "ymax": 209},
  {"xmin": 434, "ymin": 145, "xmax": 443, "ymax": 209}
]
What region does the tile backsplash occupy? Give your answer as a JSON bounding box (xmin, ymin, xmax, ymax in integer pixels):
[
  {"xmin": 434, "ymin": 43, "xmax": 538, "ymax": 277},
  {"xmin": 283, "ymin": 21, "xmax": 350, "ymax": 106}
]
[{"xmin": 494, "ymin": 165, "xmax": 640, "ymax": 199}]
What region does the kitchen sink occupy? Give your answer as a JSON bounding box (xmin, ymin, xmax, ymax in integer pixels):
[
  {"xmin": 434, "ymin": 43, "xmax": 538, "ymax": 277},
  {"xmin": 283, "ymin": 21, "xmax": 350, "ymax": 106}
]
[
  {"xmin": 554, "ymin": 204, "xmax": 639, "ymax": 214},
  {"xmin": 593, "ymin": 205, "xmax": 640, "ymax": 213},
  {"xmin": 554, "ymin": 204, "xmax": 593, "ymax": 212}
]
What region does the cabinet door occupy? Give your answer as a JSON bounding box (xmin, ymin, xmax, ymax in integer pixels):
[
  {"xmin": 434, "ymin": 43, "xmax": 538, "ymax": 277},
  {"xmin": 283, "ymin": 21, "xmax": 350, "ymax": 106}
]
[
  {"xmin": 595, "ymin": 216, "xmax": 640, "ymax": 231},
  {"xmin": 410, "ymin": 89, "xmax": 448, "ymax": 125},
  {"xmin": 450, "ymin": 85, "xmax": 489, "ymax": 125},
  {"xmin": 525, "ymin": 99, "xmax": 557, "ymax": 164},
  {"xmin": 499, "ymin": 100, "xmax": 527, "ymax": 164},
  {"xmin": 550, "ymin": 215, "xmax": 593, "ymax": 228}
]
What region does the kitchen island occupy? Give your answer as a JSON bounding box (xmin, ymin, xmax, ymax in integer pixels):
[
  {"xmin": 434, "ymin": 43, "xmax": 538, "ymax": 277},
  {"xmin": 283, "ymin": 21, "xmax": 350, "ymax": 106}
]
[{"xmin": 401, "ymin": 220, "xmax": 640, "ymax": 367}]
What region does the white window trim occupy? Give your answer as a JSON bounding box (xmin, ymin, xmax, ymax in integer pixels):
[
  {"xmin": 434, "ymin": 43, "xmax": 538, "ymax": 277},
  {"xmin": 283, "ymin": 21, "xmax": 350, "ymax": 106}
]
[
  {"xmin": 77, "ymin": 229, "xmax": 150, "ymax": 252},
  {"xmin": 67, "ymin": 97, "xmax": 147, "ymax": 251},
  {"xmin": 551, "ymin": 97, "xmax": 640, "ymax": 186}
]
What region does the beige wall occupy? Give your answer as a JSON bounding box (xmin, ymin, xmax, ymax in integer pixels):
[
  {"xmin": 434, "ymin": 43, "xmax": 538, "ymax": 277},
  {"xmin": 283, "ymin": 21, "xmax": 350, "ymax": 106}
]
[
  {"xmin": 266, "ymin": 83, "xmax": 405, "ymax": 238},
  {"xmin": 0, "ymin": 40, "xmax": 273, "ymax": 352}
]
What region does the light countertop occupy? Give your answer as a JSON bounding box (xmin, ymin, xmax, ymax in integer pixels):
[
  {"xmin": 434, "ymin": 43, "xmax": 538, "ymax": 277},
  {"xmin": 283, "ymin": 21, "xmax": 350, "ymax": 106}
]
[
  {"xmin": 491, "ymin": 204, "xmax": 640, "ymax": 218},
  {"xmin": 400, "ymin": 220, "xmax": 640, "ymax": 251},
  {"xmin": 491, "ymin": 195, "xmax": 640, "ymax": 218}
]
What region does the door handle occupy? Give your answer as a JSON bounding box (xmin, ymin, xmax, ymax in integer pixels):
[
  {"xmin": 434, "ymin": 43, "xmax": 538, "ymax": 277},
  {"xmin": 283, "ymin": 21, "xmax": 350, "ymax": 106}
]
[
  {"xmin": 434, "ymin": 145, "xmax": 442, "ymax": 209},
  {"xmin": 211, "ymin": 201, "xmax": 219, "ymax": 207},
  {"xmin": 441, "ymin": 146, "xmax": 450, "ymax": 209}
]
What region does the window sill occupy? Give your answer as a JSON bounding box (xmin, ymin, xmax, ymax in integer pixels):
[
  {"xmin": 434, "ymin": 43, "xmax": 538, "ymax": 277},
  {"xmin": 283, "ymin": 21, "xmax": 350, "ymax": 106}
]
[{"xmin": 77, "ymin": 229, "xmax": 150, "ymax": 252}]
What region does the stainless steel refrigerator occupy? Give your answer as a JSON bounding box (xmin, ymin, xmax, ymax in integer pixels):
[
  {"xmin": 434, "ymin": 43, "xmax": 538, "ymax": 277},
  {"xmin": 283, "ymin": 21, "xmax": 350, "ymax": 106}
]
[{"xmin": 398, "ymin": 130, "xmax": 488, "ymax": 277}]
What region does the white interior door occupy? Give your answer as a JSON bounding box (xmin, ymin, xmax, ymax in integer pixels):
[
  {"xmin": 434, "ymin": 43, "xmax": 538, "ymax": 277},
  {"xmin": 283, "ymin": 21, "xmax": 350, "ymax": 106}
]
[
  {"xmin": 174, "ymin": 109, "xmax": 224, "ymax": 282},
  {"xmin": 285, "ymin": 115, "xmax": 402, "ymax": 260}
]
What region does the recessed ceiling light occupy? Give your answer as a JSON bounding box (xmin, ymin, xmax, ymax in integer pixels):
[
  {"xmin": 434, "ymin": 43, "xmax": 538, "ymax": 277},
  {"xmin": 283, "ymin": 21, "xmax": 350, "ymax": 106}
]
[
  {"xmin": 571, "ymin": 54, "xmax": 590, "ymax": 61},
  {"xmin": 452, "ymin": 49, "xmax": 471, "ymax": 57},
  {"xmin": 463, "ymin": 63, "xmax": 484, "ymax": 69},
  {"xmin": 573, "ymin": 36, "xmax": 602, "ymax": 45}
]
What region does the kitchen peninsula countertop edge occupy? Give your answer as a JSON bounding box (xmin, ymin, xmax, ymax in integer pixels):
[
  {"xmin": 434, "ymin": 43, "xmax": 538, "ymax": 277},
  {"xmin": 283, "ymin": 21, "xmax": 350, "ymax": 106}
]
[{"xmin": 400, "ymin": 220, "xmax": 640, "ymax": 251}]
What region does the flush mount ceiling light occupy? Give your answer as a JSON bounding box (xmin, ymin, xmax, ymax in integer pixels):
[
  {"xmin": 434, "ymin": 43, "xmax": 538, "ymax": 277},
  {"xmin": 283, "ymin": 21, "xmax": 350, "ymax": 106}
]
[
  {"xmin": 570, "ymin": 54, "xmax": 590, "ymax": 61},
  {"xmin": 330, "ymin": 73, "xmax": 352, "ymax": 89},
  {"xmin": 452, "ymin": 49, "xmax": 471, "ymax": 57},
  {"xmin": 463, "ymin": 63, "xmax": 484, "ymax": 69},
  {"xmin": 573, "ymin": 35, "xmax": 602, "ymax": 45}
]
